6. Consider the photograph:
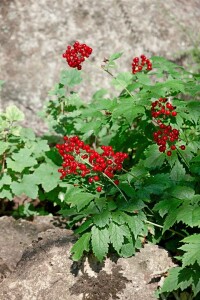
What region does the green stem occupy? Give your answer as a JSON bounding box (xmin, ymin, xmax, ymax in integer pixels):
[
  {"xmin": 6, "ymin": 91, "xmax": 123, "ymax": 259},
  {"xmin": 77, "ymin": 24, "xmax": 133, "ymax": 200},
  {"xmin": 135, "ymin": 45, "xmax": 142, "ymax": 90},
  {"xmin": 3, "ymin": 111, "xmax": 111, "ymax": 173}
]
[
  {"xmin": 145, "ymin": 220, "xmax": 186, "ymax": 238},
  {"xmin": 101, "ymin": 66, "xmax": 135, "ymax": 101}
]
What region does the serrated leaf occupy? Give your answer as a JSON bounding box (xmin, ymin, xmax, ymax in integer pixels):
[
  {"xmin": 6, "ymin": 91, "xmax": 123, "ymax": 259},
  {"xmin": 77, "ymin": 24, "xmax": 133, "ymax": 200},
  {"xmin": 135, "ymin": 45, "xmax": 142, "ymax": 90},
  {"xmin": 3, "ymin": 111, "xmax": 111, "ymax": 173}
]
[
  {"xmin": 91, "ymin": 226, "xmax": 109, "ymax": 261},
  {"xmin": 32, "ymin": 163, "xmax": 60, "ymax": 192},
  {"xmin": 136, "ymin": 72, "xmax": 151, "ymax": 85},
  {"xmin": 168, "ymin": 186, "xmax": 195, "ymax": 200},
  {"xmin": 108, "ymin": 223, "xmax": 130, "ymax": 254},
  {"xmin": 0, "ymin": 173, "xmax": 12, "ymax": 188},
  {"xmin": 176, "ymin": 204, "xmax": 200, "ymax": 227},
  {"xmin": 170, "ymin": 159, "xmax": 186, "ymax": 182},
  {"xmin": 120, "ymin": 241, "xmax": 135, "ymax": 257},
  {"xmin": 112, "ymin": 72, "xmax": 133, "ymax": 90},
  {"xmin": 11, "ymin": 174, "xmax": 39, "ymax": 199},
  {"xmin": 66, "ymin": 192, "xmax": 95, "ymax": 212},
  {"xmin": 5, "ymin": 105, "xmax": 24, "ymax": 122},
  {"xmin": 124, "ymin": 214, "xmax": 145, "ymax": 239},
  {"xmin": 111, "ymin": 211, "xmax": 126, "ymax": 225},
  {"xmin": 74, "ymin": 218, "xmax": 93, "ymax": 234},
  {"xmin": 6, "ymin": 148, "xmax": 37, "ymax": 172},
  {"xmin": 144, "ymin": 145, "xmax": 165, "ymax": 169},
  {"xmin": 60, "ymin": 69, "xmax": 82, "ymax": 87},
  {"xmin": 160, "ymin": 267, "xmax": 192, "ymax": 293},
  {"xmin": 93, "ymin": 210, "xmax": 110, "ymax": 228},
  {"xmin": 0, "ymin": 187, "xmax": 13, "ymax": 200},
  {"xmin": 112, "ymin": 101, "xmax": 144, "ymax": 124},
  {"xmin": 153, "ymin": 198, "xmax": 181, "ymax": 218},
  {"xmin": 109, "ymin": 52, "xmax": 123, "ymax": 61},
  {"xmin": 0, "ymin": 141, "xmax": 9, "ymax": 155},
  {"xmin": 71, "ymin": 232, "xmax": 91, "ymax": 261},
  {"xmin": 179, "ymin": 234, "xmax": 200, "ymax": 266}
]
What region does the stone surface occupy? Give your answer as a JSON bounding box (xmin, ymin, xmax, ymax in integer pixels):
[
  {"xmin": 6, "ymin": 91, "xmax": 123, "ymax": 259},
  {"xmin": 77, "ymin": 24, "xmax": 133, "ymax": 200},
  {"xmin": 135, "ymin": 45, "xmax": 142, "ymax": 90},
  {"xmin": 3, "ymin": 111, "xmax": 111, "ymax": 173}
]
[
  {"xmin": 0, "ymin": 216, "xmax": 176, "ymax": 300},
  {"xmin": 0, "ymin": 216, "xmax": 55, "ymax": 281},
  {"xmin": 0, "ymin": 0, "xmax": 200, "ymax": 131}
]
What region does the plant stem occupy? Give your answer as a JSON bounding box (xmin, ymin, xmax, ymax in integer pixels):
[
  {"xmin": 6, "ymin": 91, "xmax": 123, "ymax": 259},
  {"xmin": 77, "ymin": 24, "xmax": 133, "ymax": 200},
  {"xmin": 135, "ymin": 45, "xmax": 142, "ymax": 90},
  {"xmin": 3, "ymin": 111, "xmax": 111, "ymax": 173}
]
[
  {"xmin": 145, "ymin": 220, "xmax": 186, "ymax": 238},
  {"xmin": 101, "ymin": 66, "xmax": 135, "ymax": 101}
]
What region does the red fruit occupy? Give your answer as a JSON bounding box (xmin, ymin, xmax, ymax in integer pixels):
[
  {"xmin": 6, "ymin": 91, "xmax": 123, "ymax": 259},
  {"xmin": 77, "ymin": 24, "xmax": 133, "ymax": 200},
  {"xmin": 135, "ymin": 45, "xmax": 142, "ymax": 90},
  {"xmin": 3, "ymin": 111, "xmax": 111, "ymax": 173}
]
[
  {"xmin": 167, "ymin": 151, "xmax": 172, "ymax": 156},
  {"xmin": 96, "ymin": 186, "xmax": 102, "ymax": 192},
  {"xmin": 88, "ymin": 177, "xmax": 93, "ymax": 184},
  {"xmin": 180, "ymin": 145, "xmax": 186, "ymax": 150},
  {"xmin": 93, "ymin": 175, "xmax": 100, "ymax": 181},
  {"xmin": 114, "ymin": 180, "xmax": 119, "ymax": 185},
  {"xmin": 171, "ymin": 145, "xmax": 176, "ymax": 150},
  {"xmin": 171, "ymin": 111, "xmax": 177, "ymax": 117}
]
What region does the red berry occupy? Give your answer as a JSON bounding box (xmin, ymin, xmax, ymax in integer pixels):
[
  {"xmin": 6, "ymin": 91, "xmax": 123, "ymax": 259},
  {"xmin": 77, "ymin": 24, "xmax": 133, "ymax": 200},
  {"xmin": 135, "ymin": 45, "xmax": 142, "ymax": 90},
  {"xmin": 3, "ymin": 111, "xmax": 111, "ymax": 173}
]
[
  {"xmin": 171, "ymin": 111, "xmax": 177, "ymax": 117},
  {"xmin": 96, "ymin": 186, "xmax": 102, "ymax": 192},
  {"xmin": 167, "ymin": 151, "xmax": 172, "ymax": 156},
  {"xmin": 88, "ymin": 177, "xmax": 93, "ymax": 184},
  {"xmin": 171, "ymin": 145, "xmax": 176, "ymax": 150},
  {"xmin": 93, "ymin": 175, "xmax": 100, "ymax": 181},
  {"xmin": 114, "ymin": 180, "xmax": 119, "ymax": 185},
  {"xmin": 180, "ymin": 145, "xmax": 186, "ymax": 150}
]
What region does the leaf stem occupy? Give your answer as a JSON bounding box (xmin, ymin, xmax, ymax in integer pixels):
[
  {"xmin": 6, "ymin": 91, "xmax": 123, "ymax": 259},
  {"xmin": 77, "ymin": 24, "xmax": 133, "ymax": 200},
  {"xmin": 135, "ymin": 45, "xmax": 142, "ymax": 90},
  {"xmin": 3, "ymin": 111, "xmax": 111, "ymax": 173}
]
[
  {"xmin": 101, "ymin": 65, "xmax": 135, "ymax": 101},
  {"xmin": 145, "ymin": 220, "xmax": 186, "ymax": 238}
]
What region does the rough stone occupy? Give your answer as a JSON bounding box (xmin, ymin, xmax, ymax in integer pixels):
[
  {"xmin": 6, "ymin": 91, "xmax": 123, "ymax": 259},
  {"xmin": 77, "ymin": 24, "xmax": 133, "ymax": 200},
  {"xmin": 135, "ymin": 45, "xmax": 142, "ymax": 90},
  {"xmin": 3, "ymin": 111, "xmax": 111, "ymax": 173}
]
[
  {"xmin": 0, "ymin": 0, "xmax": 200, "ymax": 132},
  {"xmin": 0, "ymin": 216, "xmax": 55, "ymax": 281},
  {"xmin": 0, "ymin": 216, "xmax": 176, "ymax": 300}
]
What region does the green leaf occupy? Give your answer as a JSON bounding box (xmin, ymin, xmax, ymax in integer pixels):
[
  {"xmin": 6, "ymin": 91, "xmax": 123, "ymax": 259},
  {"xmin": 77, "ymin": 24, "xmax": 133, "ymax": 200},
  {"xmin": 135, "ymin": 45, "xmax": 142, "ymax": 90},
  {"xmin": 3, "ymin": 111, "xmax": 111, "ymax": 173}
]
[
  {"xmin": 168, "ymin": 186, "xmax": 195, "ymax": 200},
  {"xmin": 0, "ymin": 187, "xmax": 13, "ymax": 200},
  {"xmin": 108, "ymin": 223, "xmax": 130, "ymax": 254},
  {"xmin": 170, "ymin": 159, "xmax": 186, "ymax": 182},
  {"xmin": 0, "ymin": 173, "xmax": 12, "ymax": 188},
  {"xmin": 160, "ymin": 267, "xmax": 191, "ymax": 293},
  {"xmin": 111, "ymin": 211, "xmax": 126, "ymax": 225},
  {"xmin": 124, "ymin": 214, "xmax": 145, "ymax": 239},
  {"xmin": 60, "ymin": 69, "xmax": 82, "ymax": 87},
  {"xmin": 180, "ymin": 234, "xmax": 200, "ymax": 266},
  {"xmin": 6, "ymin": 148, "xmax": 37, "ymax": 172},
  {"xmin": 91, "ymin": 226, "xmax": 110, "ymax": 261},
  {"xmin": 11, "ymin": 174, "xmax": 39, "ymax": 199},
  {"xmin": 66, "ymin": 191, "xmax": 95, "ymax": 212},
  {"xmin": 176, "ymin": 204, "xmax": 200, "ymax": 227},
  {"xmin": 120, "ymin": 240, "xmax": 135, "ymax": 257},
  {"xmin": 112, "ymin": 72, "xmax": 133, "ymax": 90},
  {"xmin": 112, "ymin": 101, "xmax": 144, "ymax": 124},
  {"xmin": 0, "ymin": 141, "xmax": 9, "ymax": 155},
  {"xmin": 32, "ymin": 163, "xmax": 60, "ymax": 192},
  {"xmin": 71, "ymin": 232, "xmax": 91, "ymax": 261},
  {"xmin": 144, "ymin": 145, "xmax": 165, "ymax": 169},
  {"xmin": 5, "ymin": 105, "xmax": 24, "ymax": 122},
  {"xmin": 109, "ymin": 52, "xmax": 123, "ymax": 61},
  {"xmin": 74, "ymin": 218, "xmax": 93, "ymax": 234},
  {"xmin": 93, "ymin": 210, "xmax": 110, "ymax": 228}
]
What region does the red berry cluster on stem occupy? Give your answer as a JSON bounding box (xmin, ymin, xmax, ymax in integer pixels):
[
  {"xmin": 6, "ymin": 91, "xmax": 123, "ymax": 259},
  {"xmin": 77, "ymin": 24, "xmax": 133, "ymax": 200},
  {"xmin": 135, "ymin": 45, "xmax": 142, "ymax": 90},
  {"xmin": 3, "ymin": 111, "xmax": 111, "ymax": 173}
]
[
  {"xmin": 132, "ymin": 55, "xmax": 152, "ymax": 74},
  {"xmin": 62, "ymin": 41, "xmax": 92, "ymax": 70},
  {"xmin": 56, "ymin": 136, "xmax": 128, "ymax": 192},
  {"xmin": 151, "ymin": 97, "xmax": 186, "ymax": 156}
]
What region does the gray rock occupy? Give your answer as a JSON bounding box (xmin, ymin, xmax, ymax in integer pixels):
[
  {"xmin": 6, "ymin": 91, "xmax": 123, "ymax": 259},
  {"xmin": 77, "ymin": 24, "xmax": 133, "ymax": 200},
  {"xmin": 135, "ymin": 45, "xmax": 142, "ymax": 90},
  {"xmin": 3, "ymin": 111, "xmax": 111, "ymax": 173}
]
[
  {"xmin": 0, "ymin": 216, "xmax": 176, "ymax": 300},
  {"xmin": 0, "ymin": 216, "xmax": 55, "ymax": 281},
  {"xmin": 0, "ymin": 0, "xmax": 200, "ymax": 132}
]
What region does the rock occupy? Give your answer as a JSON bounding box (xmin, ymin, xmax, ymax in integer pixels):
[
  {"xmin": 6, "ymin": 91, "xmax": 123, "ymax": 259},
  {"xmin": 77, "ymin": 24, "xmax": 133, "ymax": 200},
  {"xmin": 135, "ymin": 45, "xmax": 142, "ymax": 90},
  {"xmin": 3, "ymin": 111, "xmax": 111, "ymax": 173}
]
[
  {"xmin": 0, "ymin": 0, "xmax": 200, "ymax": 132},
  {"xmin": 0, "ymin": 216, "xmax": 176, "ymax": 300},
  {"xmin": 0, "ymin": 216, "xmax": 55, "ymax": 281}
]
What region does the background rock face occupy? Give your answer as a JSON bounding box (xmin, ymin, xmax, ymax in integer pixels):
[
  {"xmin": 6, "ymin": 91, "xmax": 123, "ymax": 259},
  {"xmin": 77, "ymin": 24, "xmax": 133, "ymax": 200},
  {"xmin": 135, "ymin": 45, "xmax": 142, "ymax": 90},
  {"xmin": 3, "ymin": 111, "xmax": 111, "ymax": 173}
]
[
  {"xmin": 0, "ymin": 0, "xmax": 200, "ymax": 130},
  {"xmin": 0, "ymin": 216, "xmax": 176, "ymax": 300}
]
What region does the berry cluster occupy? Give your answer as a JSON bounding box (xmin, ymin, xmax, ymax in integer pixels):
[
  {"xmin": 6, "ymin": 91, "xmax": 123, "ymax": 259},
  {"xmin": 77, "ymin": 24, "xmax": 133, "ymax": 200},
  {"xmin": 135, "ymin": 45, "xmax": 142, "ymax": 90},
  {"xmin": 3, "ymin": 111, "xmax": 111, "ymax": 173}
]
[
  {"xmin": 132, "ymin": 55, "xmax": 152, "ymax": 74},
  {"xmin": 151, "ymin": 98, "xmax": 186, "ymax": 156},
  {"xmin": 62, "ymin": 41, "xmax": 92, "ymax": 70},
  {"xmin": 56, "ymin": 136, "xmax": 128, "ymax": 192}
]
